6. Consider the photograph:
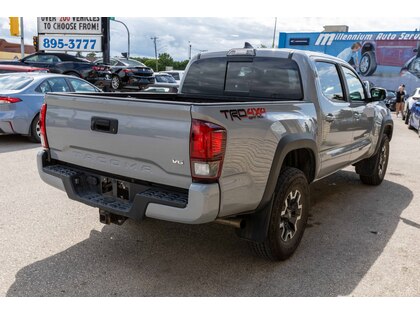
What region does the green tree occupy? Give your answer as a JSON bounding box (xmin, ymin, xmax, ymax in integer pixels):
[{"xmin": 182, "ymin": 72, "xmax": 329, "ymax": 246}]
[
  {"xmin": 158, "ymin": 53, "xmax": 174, "ymax": 71},
  {"xmin": 173, "ymin": 60, "xmax": 189, "ymax": 70},
  {"xmin": 143, "ymin": 59, "xmax": 157, "ymax": 71}
]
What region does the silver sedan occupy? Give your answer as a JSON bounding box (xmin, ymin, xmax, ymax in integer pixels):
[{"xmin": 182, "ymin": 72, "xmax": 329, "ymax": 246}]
[{"xmin": 0, "ymin": 73, "xmax": 101, "ymax": 142}]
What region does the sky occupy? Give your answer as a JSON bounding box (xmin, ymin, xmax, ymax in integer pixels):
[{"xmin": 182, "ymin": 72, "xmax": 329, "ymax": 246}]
[{"xmin": 1, "ymin": 2, "xmax": 420, "ymax": 61}]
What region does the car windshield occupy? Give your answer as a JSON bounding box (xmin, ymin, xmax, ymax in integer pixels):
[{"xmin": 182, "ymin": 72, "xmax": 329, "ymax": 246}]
[
  {"xmin": 167, "ymin": 72, "xmax": 180, "ymax": 80},
  {"xmin": 0, "ymin": 75, "xmax": 33, "ymax": 90},
  {"xmin": 155, "ymin": 75, "xmax": 176, "ymax": 83}
]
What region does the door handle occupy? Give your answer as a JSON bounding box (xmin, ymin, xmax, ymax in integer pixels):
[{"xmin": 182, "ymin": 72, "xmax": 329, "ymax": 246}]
[
  {"xmin": 91, "ymin": 117, "xmax": 118, "ymax": 134},
  {"xmin": 325, "ymin": 114, "xmax": 335, "ymax": 122}
]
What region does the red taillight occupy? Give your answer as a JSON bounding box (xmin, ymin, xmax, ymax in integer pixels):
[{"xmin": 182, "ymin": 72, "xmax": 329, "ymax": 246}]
[
  {"xmin": 93, "ymin": 66, "xmax": 107, "ymax": 71},
  {"xmin": 40, "ymin": 103, "xmax": 49, "ymax": 149},
  {"xmin": 190, "ymin": 119, "xmax": 226, "ymax": 182},
  {"xmin": 0, "ymin": 96, "xmax": 22, "ymax": 104}
]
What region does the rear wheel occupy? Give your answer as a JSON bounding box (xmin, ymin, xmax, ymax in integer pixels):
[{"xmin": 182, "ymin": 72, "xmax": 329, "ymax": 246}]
[
  {"xmin": 249, "ymin": 167, "xmax": 309, "ymax": 261},
  {"xmin": 28, "ymin": 114, "xmax": 41, "ymax": 143},
  {"xmin": 111, "ymin": 75, "xmax": 121, "ymax": 90},
  {"xmin": 359, "ymin": 135, "xmax": 389, "ymax": 185},
  {"xmin": 405, "ymin": 109, "xmax": 410, "ymax": 124}
]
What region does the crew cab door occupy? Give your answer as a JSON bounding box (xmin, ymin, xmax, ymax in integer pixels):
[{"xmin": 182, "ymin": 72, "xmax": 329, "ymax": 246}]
[
  {"xmin": 340, "ymin": 65, "xmax": 374, "ymax": 161},
  {"xmin": 315, "ymin": 61, "xmax": 354, "ymax": 177}
]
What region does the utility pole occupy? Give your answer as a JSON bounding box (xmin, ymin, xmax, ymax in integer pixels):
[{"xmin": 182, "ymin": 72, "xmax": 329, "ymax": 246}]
[
  {"xmin": 20, "ymin": 17, "xmax": 24, "ymax": 58},
  {"xmin": 272, "ymin": 17, "xmax": 277, "ymax": 48},
  {"xmin": 188, "ymin": 41, "xmax": 192, "ymax": 60},
  {"xmin": 151, "ymin": 36, "xmax": 158, "ymax": 71},
  {"xmin": 102, "ymin": 17, "xmax": 111, "ymax": 65}
]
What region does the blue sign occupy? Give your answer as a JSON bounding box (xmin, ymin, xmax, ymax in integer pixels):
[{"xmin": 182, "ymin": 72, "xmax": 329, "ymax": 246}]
[{"xmin": 279, "ymin": 31, "xmax": 420, "ymax": 92}]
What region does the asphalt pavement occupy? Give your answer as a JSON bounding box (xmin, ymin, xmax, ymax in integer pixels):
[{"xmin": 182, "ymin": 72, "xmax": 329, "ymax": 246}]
[{"xmin": 0, "ymin": 116, "xmax": 419, "ymax": 297}]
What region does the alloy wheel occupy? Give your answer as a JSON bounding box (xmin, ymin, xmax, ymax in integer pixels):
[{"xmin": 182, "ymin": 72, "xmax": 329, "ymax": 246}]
[{"xmin": 279, "ymin": 190, "xmax": 302, "ymax": 242}]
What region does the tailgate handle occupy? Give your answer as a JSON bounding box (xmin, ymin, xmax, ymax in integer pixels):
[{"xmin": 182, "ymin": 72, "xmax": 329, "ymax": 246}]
[{"xmin": 91, "ymin": 117, "xmax": 118, "ymax": 134}]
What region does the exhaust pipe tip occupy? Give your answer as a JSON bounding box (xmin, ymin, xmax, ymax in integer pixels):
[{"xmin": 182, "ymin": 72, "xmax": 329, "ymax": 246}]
[{"xmin": 214, "ymin": 218, "xmax": 245, "ymax": 229}]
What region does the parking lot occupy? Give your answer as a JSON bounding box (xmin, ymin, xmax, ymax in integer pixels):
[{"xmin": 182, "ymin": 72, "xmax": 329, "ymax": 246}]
[{"xmin": 0, "ymin": 117, "xmax": 419, "ymax": 297}]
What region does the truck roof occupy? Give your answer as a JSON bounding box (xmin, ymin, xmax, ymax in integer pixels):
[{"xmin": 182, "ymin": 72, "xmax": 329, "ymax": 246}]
[{"xmin": 197, "ymin": 48, "xmax": 346, "ymax": 64}]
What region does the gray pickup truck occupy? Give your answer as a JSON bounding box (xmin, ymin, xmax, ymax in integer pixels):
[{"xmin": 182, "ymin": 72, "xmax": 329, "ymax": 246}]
[{"xmin": 37, "ymin": 47, "xmax": 393, "ymax": 261}]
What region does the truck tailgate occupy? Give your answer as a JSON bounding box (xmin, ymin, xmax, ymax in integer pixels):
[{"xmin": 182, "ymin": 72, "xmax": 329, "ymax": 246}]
[{"xmin": 44, "ymin": 93, "xmax": 192, "ymax": 189}]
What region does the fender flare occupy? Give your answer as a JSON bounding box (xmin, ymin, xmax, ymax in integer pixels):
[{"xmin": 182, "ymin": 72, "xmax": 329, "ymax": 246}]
[{"xmin": 237, "ymin": 134, "xmax": 319, "ymax": 242}]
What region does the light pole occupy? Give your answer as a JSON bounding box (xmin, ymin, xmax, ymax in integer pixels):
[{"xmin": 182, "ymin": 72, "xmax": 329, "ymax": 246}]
[
  {"xmin": 111, "ymin": 19, "xmax": 130, "ymax": 59},
  {"xmin": 188, "ymin": 41, "xmax": 192, "ymax": 60}
]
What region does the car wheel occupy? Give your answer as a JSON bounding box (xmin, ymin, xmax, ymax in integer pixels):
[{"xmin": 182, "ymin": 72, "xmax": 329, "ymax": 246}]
[
  {"xmin": 28, "ymin": 114, "xmax": 41, "ymax": 143},
  {"xmin": 359, "ymin": 51, "xmax": 377, "ymax": 76},
  {"xmin": 359, "ymin": 135, "xmax": 389, "ymax": 186},
  {"xmin": 404, "ymin": 109, "xmax": 410, "ymax": 124},
  {"xmin": 249, "ymin": 167, "xmax": 309, "ymax": 261},
  {"xmin": 408, "ymin": 113, "xmax": 415, "ymax": 130},
  {"xmin": 111, "ymin": 76, "xmax": 121, "ymax": 90}
]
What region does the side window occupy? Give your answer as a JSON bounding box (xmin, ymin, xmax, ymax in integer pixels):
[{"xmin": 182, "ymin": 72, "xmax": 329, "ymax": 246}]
[
  {"xmin": 67, "ymin": 78, "xmax": 97, "ymax": 92},
  {"xmin": 47, "ymin": 78, "xmax": 71, "ymax": 92},
  {"xmin": 36, "ymin": 80, "xmax": 52, "ymax": 93},
  {"xmin": 315, "ymin": 62, "xmax": 344, "ymax": 102},
  {"xmin": 342, "ymin": 67, "xmax": 366, "ymax": 101},
  {"xmin": 38, "ymin": 55, "xmax": 60, "ymax": 63},
  {"xmin": 24, "ymin": 55, "xmax": 39, "ymax": 62}
]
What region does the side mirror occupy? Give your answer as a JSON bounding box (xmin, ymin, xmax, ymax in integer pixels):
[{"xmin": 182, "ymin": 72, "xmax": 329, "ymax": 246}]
[{"xmin": 371, "ymin": 87, "xmax": 386, "ymax": 102}]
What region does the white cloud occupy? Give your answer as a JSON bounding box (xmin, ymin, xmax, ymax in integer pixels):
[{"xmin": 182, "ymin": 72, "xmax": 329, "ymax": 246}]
[{"xmin": 1, "ymin": 16, "xmax": 420, "ymax": 61}]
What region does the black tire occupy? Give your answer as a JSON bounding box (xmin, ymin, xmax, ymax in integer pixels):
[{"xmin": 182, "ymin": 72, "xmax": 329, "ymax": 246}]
[
  {"xmin": 408, "ymin": 113, "xmax": 415, "ymax": 130},
  {"xmin": 249, "ymin": 167, "xmax": 309, "ymax": 261},
  {"xmin": 28, "ymin": 114, "xmax": 41, "ymax": 143},
  {"xmin": 404, "ymin": 109, "xmax": 410, "ymax": 124},
  {"xmin": 359, "ymin": 135, "xmax": 389, "ymax": 185},
  {"xmin": 359, "ymin": 51, "xmax": 377, "ymax": 76},
  {"xmin": 111, "ymin": 75, "xmax": 121, "ymax": 90}
]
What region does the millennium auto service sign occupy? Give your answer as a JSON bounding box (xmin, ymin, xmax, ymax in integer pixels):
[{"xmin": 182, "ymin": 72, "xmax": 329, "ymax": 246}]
[{"xmin": 37, "ymin": 17, "xmax": 102, "ymax": 52}]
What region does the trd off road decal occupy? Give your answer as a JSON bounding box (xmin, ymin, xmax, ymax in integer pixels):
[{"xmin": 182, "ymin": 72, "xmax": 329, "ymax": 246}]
[{"xmin": 220, "ymin": 108, "xmax": 266, "ymax": 121}]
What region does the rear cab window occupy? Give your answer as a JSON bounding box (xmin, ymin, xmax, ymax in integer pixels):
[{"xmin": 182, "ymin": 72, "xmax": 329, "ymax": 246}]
[{"xmin": 182, "ymin": 57, "xmax": 303, "ymax": 100}]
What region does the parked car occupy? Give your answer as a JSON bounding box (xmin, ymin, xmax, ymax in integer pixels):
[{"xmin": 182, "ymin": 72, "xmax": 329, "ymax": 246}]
[
  {"xmin": 37, "ymin": 47, "xmax": 392, "ymax": 261},
  {"xmin": 402, "ymin": 87, "xmax": 420, "ymax": 123},
  {"xmin": 407, "ymin": 101, "xmax": 420, "ymax": 136},
  {"xmin": 0, "ymin": 52, "xmax": 112, "ymax": 90},
  {"xmin": 0, "ymin": 73, "xmax": 102, "ymax": 143},
  {"xmin": 152, "ymin": 72, "xmax": 179, "ymax": 88},
  {"xmin": 384, "ymin": 89, "xmax": 397, "ymax": 111},
  {"xmin": 161, "ymin": 70, "xmax": 185, "ymax": 84},
  {"xmin": 0, "ymin": 64, "xmax": 49, "ymax": 73},
  {"xmin": 94, "ymin": 57, "xmax": 154, "ymax": 90},
  {"xmin": 400, "ymin": 49, "xmax": 420, "ymax": 80}
]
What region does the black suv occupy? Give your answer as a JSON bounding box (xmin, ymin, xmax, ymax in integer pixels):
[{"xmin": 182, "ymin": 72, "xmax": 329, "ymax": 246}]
[
  {"xmin": 95, "ymin": 58, "xmax": 155, "ymax": 90},
  {"xmin": 0, "ymin": 52, "xmax": 112, "ymax": 90}
]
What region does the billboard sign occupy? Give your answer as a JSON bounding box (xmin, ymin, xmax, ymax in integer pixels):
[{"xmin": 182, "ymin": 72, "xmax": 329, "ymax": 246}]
[
  {"xmin": 37, "ymin": 17, "xmax": 102, "ymax": 34},
  {"xmin": 38, "ymin": 35, "xmax": 102, "ymax": 52},
  {"xmin": 279, "ymin": 31, "xmax": 420, "ymax": 92}
]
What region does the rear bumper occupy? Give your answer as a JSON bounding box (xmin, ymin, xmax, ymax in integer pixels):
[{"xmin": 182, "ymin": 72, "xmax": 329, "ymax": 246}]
[{"xmin": 37, "ymin": 150, "xmax": 220, "ymax": 224}]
